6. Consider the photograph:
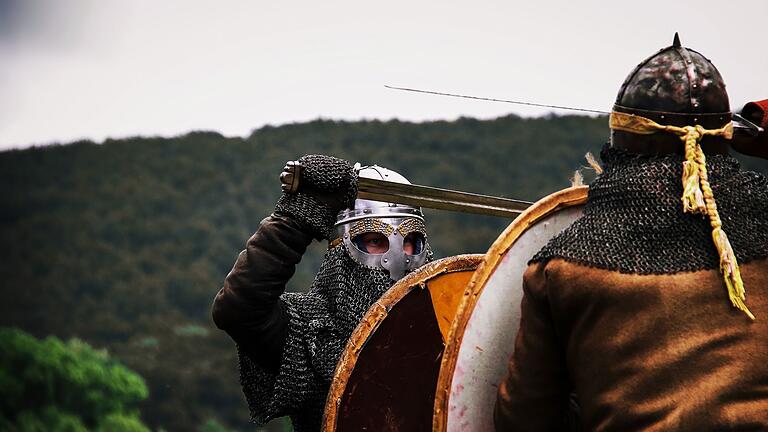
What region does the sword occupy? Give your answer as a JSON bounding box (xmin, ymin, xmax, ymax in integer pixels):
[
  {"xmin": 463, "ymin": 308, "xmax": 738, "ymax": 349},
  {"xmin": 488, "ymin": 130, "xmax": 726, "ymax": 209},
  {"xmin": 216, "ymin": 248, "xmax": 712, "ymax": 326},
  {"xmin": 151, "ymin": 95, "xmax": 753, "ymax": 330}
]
[
  {"xmin": 280, "ymin": 161, "xmax": 532, "ymax": 218},
  {"xmin": 384, "ymin": 85, "xmax": 765, "ymax": 135}
]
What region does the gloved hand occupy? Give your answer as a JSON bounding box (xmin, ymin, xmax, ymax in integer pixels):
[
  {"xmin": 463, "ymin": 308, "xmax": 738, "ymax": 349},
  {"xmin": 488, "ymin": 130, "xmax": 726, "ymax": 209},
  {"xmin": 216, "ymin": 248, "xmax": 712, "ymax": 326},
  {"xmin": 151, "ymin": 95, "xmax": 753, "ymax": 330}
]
[{"xmin": 274, "ymin": 154, "xmax": 358, "ymax": 240}]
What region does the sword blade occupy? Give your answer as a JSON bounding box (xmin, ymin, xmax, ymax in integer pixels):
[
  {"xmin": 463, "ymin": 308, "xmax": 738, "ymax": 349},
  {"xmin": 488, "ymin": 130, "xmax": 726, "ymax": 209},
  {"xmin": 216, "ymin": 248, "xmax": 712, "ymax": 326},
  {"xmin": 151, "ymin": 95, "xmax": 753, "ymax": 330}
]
[
  {"xmin": 357, "ymin": 177, "xmax": 532, "ymax": 218},
  {"xmin": 384, "ymin": 85, "xmax": 610, "ymax": 115}
]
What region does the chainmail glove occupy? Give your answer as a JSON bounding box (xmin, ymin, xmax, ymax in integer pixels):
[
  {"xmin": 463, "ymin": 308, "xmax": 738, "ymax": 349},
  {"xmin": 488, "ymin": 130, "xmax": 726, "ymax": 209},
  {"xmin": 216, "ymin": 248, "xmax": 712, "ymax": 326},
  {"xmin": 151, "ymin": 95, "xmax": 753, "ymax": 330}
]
[{"xmin": 274, "ymin": 154, "xmax": 358, "ymax": 240}]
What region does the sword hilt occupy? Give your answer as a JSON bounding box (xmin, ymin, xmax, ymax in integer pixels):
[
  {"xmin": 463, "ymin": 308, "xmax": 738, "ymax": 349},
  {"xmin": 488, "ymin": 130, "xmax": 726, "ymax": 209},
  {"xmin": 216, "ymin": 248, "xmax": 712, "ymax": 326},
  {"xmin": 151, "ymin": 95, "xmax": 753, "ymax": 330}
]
[{"xmin": 279, "ymin": 160, "xmax": 303, "ymax": 194}]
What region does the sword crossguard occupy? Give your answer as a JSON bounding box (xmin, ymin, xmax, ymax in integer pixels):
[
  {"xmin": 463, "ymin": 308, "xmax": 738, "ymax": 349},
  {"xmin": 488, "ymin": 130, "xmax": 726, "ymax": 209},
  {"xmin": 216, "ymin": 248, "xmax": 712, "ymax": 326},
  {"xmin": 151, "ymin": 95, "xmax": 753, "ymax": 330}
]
[{"xmin": 280, "ymin": 161, "xmax": 303, "ymax": 194}]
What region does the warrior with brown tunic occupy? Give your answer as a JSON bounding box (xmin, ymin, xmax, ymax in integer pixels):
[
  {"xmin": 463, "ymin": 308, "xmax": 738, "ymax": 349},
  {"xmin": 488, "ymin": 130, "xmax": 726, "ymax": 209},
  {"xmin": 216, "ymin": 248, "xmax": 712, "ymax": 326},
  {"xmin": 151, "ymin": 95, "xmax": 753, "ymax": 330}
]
[{"xmin": 495, "ymin": 35, "xmax": 768, "ymax": 430}]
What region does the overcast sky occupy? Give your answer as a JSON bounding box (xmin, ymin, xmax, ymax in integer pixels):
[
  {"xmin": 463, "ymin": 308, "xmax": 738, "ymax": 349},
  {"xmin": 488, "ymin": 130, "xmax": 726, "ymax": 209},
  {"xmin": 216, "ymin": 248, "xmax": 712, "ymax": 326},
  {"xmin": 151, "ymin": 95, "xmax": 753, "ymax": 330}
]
[{"xmin": 0, "ymin": 0, "xmax": 766, "ymax": 150}]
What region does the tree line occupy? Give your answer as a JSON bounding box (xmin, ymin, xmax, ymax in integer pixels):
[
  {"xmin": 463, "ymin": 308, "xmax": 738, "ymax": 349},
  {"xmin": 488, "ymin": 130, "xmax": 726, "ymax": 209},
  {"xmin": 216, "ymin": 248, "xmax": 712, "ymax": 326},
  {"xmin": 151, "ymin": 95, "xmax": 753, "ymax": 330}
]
[{"xmin": 1, "ymin": 114, "xmax": 765, "ymax": 431}]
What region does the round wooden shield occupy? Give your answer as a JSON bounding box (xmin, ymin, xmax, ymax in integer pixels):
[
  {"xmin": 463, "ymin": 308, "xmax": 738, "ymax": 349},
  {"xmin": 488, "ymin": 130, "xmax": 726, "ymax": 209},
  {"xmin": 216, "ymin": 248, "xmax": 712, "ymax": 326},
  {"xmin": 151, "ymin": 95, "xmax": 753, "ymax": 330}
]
[
  {"xmin": 323, "ymin": 254, "xmax": 484, "ymax": 432},
  {"xmin": 434, "ymin": 186, "xmax": 588, "ymax": 431}
]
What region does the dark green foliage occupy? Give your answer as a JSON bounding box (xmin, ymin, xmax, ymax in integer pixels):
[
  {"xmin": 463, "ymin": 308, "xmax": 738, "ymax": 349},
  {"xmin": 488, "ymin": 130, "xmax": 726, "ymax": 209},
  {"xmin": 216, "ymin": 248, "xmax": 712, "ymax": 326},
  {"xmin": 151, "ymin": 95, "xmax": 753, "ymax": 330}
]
[
  {"xmin": 0, "ymin": 328, "xmax": 149, "ymax": 432},
  {"xmin": 0, "ymin": 115, "xmax": 765, "ymax": 431},
  {"xmin": 197, "ymin": 418, "xmax": 238, "ymax": 432},
  {"xmin": 95, "ymin": 413, "xmax": 151, "ymax": 432}
]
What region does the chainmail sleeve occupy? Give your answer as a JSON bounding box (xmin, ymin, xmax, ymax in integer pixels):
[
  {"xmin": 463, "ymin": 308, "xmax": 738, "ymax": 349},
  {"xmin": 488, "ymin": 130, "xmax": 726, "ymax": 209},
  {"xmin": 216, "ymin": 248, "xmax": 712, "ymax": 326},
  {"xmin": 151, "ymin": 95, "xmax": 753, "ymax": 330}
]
[
  {"xmin": 237, "ymin": 294, "xmax": 332, "ymax": 432},
  {"xmin": 237, "ymin": 244, "xmax": 397, "ymax": 431}
]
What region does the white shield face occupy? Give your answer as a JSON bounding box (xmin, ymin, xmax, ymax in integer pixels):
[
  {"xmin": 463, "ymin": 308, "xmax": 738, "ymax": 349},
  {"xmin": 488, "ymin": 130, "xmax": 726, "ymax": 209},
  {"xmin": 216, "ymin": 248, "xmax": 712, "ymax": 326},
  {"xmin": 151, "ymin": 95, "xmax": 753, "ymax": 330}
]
[{"xmin": 434, "ymin": 187, "xmax": 588, "ymax": 432}]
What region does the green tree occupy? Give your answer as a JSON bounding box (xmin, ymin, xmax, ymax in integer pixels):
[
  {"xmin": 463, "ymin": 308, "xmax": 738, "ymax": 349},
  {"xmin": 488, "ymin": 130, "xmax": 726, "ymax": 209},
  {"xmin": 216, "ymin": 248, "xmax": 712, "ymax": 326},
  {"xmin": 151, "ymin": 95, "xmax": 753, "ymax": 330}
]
[
  {"xmin": 96, "ymin": 413, "xmax": 150, "ymax": 432},
  {"xmin": 0, "ymin": 328, "xmax": 149, "ymax": 431},
  {"xmin": 8, "ymin": 406, "xmax": 87, "ymax": 432}
]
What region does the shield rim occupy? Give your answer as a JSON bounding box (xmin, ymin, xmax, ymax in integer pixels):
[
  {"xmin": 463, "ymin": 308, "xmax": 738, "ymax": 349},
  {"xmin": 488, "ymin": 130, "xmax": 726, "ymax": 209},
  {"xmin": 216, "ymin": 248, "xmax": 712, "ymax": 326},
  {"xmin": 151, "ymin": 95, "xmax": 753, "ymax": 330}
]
[
  {"xmin": 432, "ymin": 186, "xmax": 589, "ymax": 431},
  {"xmin": 322, "ymin": 253, "xmax": 485, "ymax": 431}
]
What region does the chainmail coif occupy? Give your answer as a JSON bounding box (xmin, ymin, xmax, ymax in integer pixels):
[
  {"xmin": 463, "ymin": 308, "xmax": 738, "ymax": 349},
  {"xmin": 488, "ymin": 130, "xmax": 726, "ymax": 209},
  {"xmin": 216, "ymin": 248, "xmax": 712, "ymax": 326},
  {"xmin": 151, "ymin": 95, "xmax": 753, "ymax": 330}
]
[
  {"xmin": 237, "ymin": 243, "xmax": 394, "ymax": 432},
  {"xmin": 531, "ymin": 144, "xmax": 768, "ymax": 273}
]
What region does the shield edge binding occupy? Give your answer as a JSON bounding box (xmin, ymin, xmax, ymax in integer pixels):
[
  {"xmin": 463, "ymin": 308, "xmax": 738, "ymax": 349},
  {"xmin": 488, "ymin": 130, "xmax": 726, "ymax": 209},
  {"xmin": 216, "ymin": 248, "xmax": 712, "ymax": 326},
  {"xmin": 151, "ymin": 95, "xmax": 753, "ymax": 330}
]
[{"xmin": 322, "ymin": 253, "xmax": 484, "ymax": 431}]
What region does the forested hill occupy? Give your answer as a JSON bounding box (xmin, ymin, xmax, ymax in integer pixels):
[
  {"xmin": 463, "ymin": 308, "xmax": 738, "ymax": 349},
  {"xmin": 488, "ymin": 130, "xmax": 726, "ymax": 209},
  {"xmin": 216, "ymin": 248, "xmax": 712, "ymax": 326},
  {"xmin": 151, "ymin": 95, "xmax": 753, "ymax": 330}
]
[{"xmin": 1, "ymin": 115, "xmax": 766, "ymax": 431}]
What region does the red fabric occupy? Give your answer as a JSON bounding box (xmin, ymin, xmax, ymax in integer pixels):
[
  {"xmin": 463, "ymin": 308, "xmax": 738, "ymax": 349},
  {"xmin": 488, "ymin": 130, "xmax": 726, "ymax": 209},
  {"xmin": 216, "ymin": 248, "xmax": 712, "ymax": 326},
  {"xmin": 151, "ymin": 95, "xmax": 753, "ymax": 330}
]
[
  {"xmin": 735, "ymin": 99, "xmax": 768, "ymax": 160},
  {"xmin": 743, "ymin": 99, "xmax": 768, "ymax": 128}
]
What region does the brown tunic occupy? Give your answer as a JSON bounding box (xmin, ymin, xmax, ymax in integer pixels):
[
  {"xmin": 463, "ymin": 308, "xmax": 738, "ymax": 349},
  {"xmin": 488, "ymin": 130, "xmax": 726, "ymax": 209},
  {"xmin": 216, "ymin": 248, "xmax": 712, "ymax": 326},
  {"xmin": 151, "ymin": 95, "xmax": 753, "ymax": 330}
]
[{"xmin": 495, "ymin": 258, "xmax": 768, "ymax": 431}]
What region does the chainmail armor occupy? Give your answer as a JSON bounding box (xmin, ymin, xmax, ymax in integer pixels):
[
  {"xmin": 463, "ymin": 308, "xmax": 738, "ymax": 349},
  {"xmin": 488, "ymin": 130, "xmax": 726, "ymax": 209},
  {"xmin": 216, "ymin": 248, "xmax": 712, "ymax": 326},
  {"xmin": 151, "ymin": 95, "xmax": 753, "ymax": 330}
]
[
  {"xmin": 275, "ymin": 155, "xmax": 358, "ymax": 240},
  {"xmin": 531, "ymin": 145, "xmax": 768, "ymax": 274},
  {"xmin": 237, "ymin": 244, "xmax": 394, "ymax": 432}
]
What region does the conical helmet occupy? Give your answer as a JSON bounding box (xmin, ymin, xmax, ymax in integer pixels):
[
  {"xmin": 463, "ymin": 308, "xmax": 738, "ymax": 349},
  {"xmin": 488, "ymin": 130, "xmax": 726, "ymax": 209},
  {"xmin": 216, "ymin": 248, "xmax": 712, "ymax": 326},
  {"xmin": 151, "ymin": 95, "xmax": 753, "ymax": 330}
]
[{"xmin": 611, "ymin": 34, "xmax": 732, "ymax": 152}]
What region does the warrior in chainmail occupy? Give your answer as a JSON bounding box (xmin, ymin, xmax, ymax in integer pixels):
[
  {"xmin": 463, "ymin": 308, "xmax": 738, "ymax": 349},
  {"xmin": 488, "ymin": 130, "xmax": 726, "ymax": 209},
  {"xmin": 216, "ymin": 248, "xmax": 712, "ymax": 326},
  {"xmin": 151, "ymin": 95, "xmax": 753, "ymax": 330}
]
[
  {"xmin": 212, "ymin": 155, "xmax": 431, "ymax": 431},
  {"xmin": 495, "ymin": 34, "xmax": 768, "ymax": 430}
]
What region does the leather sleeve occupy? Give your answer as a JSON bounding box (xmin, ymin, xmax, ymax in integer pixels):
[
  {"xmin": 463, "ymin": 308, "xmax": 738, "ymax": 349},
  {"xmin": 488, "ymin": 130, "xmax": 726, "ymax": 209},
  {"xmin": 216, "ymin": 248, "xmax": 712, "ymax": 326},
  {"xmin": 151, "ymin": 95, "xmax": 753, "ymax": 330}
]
[
  {"xmin": 494, "ymin": 262, "xmax": 571, "ymax": 431},
  {"xmin": 212, "ymin": 213, "xmax": 314, "ymax": 372}
]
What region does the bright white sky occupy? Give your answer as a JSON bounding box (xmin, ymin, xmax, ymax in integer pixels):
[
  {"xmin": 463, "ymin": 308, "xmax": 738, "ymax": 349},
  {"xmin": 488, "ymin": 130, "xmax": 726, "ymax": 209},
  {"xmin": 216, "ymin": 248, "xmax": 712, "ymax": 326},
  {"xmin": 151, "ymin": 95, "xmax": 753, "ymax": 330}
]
[{"xmin": 0, "ymin": 0, "xmax": 766, "ymax": 150}]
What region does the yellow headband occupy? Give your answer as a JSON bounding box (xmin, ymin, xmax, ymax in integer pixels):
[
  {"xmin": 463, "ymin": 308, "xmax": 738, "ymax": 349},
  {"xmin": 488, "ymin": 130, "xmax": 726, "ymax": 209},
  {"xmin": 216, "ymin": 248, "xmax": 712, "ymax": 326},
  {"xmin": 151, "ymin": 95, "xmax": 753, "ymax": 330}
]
[
  {"xmin": 609, "ymin": 111, "xmax": 733, "ymax": 139},
  {"xmin": 609, "ymin": 111, "xmax": 753, "ymax": 320}
]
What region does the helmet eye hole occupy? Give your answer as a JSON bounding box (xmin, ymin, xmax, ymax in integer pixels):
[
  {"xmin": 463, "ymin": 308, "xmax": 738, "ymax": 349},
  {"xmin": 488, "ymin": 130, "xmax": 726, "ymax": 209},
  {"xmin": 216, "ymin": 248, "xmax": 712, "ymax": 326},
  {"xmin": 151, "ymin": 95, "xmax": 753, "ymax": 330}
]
[
  {"xmin": 352, "ymin": 232, "xmax": 390, "ymax": 254},
  {"xmin": 404, "ymin": 232, "xmax": 425, "ymax": 255}
]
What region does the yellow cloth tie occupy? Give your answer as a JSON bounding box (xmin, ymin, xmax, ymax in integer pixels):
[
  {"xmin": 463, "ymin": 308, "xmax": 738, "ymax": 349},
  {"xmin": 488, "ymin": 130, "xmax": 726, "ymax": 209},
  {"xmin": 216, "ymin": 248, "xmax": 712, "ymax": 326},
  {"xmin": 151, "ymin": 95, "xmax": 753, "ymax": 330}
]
[{"xmin": 609, "ymin": 111, "xmax": 754, "ymax": 320}]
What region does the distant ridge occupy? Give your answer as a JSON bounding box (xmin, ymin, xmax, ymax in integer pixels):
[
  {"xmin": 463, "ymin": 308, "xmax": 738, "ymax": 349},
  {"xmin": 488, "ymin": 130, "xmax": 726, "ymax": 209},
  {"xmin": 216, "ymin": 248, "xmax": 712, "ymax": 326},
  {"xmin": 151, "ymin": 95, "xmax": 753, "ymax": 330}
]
[{"xmin": 1, "ymin": 115, "xmax": 765, "ymax": 431}]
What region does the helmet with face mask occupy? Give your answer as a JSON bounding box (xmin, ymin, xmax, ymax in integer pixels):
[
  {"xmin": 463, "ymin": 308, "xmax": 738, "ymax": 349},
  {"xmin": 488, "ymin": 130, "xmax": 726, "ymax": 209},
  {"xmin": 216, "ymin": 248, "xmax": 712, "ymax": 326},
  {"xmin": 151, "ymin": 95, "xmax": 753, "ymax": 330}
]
[{"xmin": 335, "ymin": 165, "xmax": 430, "ymax": 281}]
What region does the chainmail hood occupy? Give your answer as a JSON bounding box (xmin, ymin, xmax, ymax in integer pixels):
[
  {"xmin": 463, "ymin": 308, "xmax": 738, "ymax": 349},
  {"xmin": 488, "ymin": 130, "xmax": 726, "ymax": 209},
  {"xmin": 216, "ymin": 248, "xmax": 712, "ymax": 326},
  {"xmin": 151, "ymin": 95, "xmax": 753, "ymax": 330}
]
[
  {"xmin": 238, "ymin": 243, "xmax": 401, "ymax": 431},
  {"xmin": 531, "ymin": 145, "xmax": 768, "ymax": 274}
]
